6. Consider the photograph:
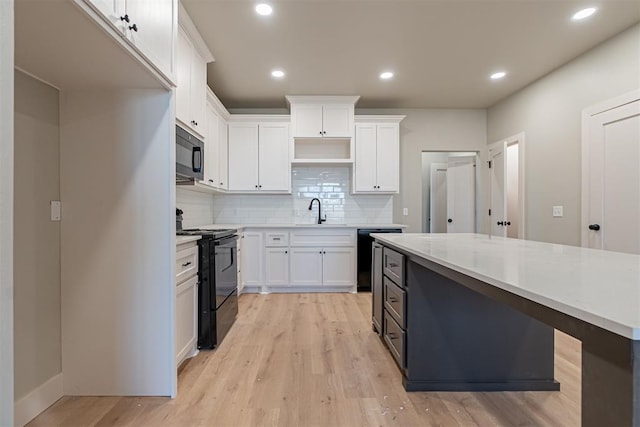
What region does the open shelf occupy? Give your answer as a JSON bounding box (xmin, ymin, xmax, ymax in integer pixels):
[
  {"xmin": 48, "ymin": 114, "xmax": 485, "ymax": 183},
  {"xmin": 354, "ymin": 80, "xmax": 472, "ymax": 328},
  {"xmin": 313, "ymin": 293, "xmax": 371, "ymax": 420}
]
[{"xmin": 293, "ymin": 138, "xmax": 352, "ymax": 163}]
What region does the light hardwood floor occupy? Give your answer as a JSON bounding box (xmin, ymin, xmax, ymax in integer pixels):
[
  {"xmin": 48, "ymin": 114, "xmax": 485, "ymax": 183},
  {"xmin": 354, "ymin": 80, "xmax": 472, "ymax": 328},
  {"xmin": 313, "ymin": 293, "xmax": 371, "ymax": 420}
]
[{"xmin": 28, "ymin": 293, "xmax": 580, "ymax": 426}]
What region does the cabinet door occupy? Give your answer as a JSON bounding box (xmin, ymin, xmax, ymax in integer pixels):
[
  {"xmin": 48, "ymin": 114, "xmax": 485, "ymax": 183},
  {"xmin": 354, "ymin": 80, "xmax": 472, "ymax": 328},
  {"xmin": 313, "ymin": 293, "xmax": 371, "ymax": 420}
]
[
  {"xmin": 176, "ymin": 27, "xmax": 192, "ymax": 129},
  {"xmin": 218, "ymin": 120, "xmax": 228, "ymax": 189},
  {"xmin": 294, "ymin": 104, "xmax": 323, "ymax": 138},
  {"xmin": 258, "ymin": 123, "xmax": 290, "ymax": 191},
  {"xmin": 290, "ymin": 248, "xmax": 323, "ymax": 286},
  {"xmin": 322, "ymin": 247, "xmax": 355, "ymax": 286},
  {"xmin": 354, "ymin": 124, "xmax": 378, "ymax": 192},
  {"xmin": 203, "ymin": 104, "xmax": 220, "ymax": 186},
  {"xmin": 322, "ymin": 104, "xmax": 352, "ymax": 138},
  {"xmin": 86, "ymin": 0, "xmax": 126, "ymax": 31},
  {"xmin": 228, "ymin": 124, "xmax": 259, "ymax": 191},
  {"xmin": 176, "ymin": 276, "xmax": 197, "ymax": 364},
  {"xmin": 375, "ymin": 123, "xmax": 399, "ymax": 192},
  {"xmin": 189, "ymin": 48, "xmax": 207, "ymax": 137},
  {"xmin": 125, "ymin": 0, "xmax": 175, "ymax": 81},
  {"xmin": 265, "ymin": 248, "xmax": 290, "ymax": 286},
  {"xmin": 241, "ymin": 232, "xmax": 263, "ymax": 288}
]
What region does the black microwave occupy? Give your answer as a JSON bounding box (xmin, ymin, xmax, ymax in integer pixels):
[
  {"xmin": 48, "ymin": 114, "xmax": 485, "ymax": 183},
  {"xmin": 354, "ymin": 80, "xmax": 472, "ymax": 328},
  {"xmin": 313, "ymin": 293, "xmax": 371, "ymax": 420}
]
[{"xmin": 176, "ymin": 125, "xmax": 204, "ymax": 182}]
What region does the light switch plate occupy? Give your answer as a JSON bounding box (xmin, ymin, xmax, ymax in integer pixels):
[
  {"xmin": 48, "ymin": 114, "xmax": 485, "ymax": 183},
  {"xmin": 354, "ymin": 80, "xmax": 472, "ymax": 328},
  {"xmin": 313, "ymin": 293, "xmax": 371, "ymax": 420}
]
[
  {"xmin": 51, "ymin": 200, "xmax": 61, "ymax": 221},
  {"xmin": 403, "ymin": 208, "xmax": 409, "ymax": 216},
  {"xmin": 552, "ymin": 206, "xmax": 563, "ymax": 217}
]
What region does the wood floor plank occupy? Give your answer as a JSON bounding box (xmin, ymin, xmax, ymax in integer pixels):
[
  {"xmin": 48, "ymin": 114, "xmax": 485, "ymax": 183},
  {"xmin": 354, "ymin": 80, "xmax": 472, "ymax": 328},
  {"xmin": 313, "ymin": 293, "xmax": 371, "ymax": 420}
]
[{"xmin": 27, "ymin": 293, "xmax": 580, "ymax": 426}]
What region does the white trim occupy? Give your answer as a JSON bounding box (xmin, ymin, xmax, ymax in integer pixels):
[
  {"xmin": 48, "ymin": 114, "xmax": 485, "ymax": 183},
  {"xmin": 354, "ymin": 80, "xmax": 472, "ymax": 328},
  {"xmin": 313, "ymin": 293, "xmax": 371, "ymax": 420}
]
[
  {"xmin": 206, "ymin": 87, "xmax": 230, "ymax": 121},
  {"xmin": 178, "ymin": 2, "xmax": 214, "ymax": 63},
  {"xmin": 354, "ymin": 115, "xmax": 406, "ymax": 124},
  {"xmin": 227, "ymin": 114, "xmax": 291, "ymax": 123},
  {"xmin": 488, "ymin": 132, "xmax": 526, "ymax": 239},
  {"xmin": 285, "ymin": 95, "xmax": 360, "ymax": 106},
  {"xmin": 14, "ymin": 374, "xmax": 64, "ymax": 427},
  {"xmin": 581, "ymin": 91, "xmax": 640, "ymax": 248}
]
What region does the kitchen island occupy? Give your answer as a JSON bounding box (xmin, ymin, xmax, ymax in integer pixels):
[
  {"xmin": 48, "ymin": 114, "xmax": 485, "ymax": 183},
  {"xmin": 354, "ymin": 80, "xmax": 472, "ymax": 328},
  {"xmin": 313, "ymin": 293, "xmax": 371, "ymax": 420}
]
[{"xmin": 372, "ymin": 233, "xmax": 640, "ymax": 427}]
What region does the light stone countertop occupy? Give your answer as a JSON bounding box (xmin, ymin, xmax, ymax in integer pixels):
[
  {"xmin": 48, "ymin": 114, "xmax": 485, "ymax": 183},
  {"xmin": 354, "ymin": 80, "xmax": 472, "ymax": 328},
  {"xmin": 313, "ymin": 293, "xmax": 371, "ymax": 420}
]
[
  {"xmin": 371, "ymin": 233, "xmax": 640, "ymax": 340},
  {"xmin": 176, "ymin": 235, "xmax": 201, "ymax": 245},
  {"xmin": 197, "ymin": 223, "xmax": 407, "ymax": 231}
]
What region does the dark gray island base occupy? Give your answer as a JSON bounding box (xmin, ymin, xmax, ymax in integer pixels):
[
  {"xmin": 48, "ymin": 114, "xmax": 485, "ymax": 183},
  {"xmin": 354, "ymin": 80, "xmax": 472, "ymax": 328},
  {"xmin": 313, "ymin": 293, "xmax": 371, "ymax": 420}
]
[
  {"xmin": 402, "ymin": 260, "xmax": 559, "ymax": 392},
  {"xmin": 373, "ymin": 236, "xmax": 640, "ymax": 427}
]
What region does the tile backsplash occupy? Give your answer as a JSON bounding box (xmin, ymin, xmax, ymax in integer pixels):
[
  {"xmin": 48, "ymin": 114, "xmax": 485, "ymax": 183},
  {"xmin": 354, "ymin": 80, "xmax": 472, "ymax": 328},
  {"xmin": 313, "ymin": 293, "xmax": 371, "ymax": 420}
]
[
  {"xmin": 212, "ymin": 166, "xmax": 393, "ymax": 225},
  {"xmin": 177, "ymin": 187, "xmax": 216, "ymax": 229}
]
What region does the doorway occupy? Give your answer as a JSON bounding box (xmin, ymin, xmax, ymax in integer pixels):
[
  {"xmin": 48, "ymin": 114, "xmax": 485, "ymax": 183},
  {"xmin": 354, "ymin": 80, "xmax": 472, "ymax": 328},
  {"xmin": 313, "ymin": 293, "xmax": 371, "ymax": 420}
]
[
  {"xmin": 488, "ymin": 133, "xmax": 525, "ymax": 239},
  {"xmin": 422, "ymin": 152, "xmax": 479, "ymax": 233},
  {"xmin": 582, "ymin": 90, "xmax": 640, "ymax": 254}
]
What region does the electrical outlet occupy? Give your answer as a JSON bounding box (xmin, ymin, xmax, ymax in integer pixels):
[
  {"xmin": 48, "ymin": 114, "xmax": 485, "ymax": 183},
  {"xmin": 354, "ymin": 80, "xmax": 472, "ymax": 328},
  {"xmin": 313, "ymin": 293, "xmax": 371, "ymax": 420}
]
[
  {"xmin": 552, "ymin": 206, "xmax": 563, "ymax": 217},
  {"xmin": 403, "ymin": 208, "xmax": 409, "ymax": 216}
]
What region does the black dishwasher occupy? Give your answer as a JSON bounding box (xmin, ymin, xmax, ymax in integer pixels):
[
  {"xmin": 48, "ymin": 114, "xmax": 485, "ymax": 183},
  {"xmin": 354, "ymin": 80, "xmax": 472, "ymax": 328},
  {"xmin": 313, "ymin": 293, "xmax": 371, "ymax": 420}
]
[{"xmin": 357, "ymin": 228, "xmax": 403, "ymax": 291}]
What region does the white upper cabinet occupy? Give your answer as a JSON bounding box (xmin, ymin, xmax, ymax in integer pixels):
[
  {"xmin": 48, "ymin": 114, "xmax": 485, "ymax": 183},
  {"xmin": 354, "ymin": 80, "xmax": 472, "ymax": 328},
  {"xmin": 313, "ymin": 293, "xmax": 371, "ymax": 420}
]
[
  {"xmin": 228, "ymin": 120, "xmax": 290, "ymax": 192},
  {"xmin": 84, "ymin": 0, "xmax": 176, "ymax": 82},
  {"xmin": 353, "ymin": 116, "xmax": 404, "ymax": 193},
  {"xmin": 176, "ymin": 3, "xmax": 214, "ymax": 138},
  {"xmin": 202, "ymin": 89, "xmax": 229, "ymax": 190},
  {"xmin": 287, "ymin": 96, "xmax": 359, "ymax": 139}
]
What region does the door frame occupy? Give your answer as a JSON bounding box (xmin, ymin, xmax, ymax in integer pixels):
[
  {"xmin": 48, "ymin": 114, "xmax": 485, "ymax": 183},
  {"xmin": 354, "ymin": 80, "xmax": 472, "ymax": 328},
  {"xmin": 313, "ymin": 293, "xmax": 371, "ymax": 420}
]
[
  {"xmin": 429, "ymin": 162, "xmax": 447, "ymax": 233},
  {"xmin": 488, "ymin": 132, "xmax": 526, "ymax": 239},
  {"xmin": 581, "ymin": 89, "xmax": 640, "ymax": 248}
]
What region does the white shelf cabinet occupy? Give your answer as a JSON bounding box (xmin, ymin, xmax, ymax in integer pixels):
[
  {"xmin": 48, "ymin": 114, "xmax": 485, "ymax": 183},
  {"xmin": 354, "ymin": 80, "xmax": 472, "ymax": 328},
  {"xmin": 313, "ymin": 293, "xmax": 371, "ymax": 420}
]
[
  {"xmin": 289, "ymin": 248, "xmax": 323, "ymax": 287},
  {"xmin": 228, "ymin": 121, "xmax": 290, "ymax": 192},
  {"xmin": 289, "ymin": 247, "xmax": 354, "ymax": 287},
  {"xmin": 265, "ymin": 248, "xmax": 290, "ymax": 286},
  {"xmin": 84, "ymin": 0, "xmax": 176, "ymax": 82},
  {"xmin": 353, "ymin": 116, "xmax": 405, "ymax": 193},
  {"xmin": 287, "ymin": 96, "xmax": 359, "ymax": 139}
]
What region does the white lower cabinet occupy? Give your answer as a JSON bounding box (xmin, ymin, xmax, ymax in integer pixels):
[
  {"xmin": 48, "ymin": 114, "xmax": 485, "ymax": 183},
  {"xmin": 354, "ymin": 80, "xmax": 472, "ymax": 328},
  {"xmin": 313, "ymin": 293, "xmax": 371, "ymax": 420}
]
[
  {"xmin": 265, "ymin": 248, "xmax": 290, "ymax": 286},
  {"xmin": 238, "ymin": 228, "xmax": 356, "ymax": 292},
  {"xmin": 241, "ymin": 231, "xmax": 263, "ymax": 291},
  {"xmin": 175, "ymin": 241, "xmax": 199, "ymax": 367}
]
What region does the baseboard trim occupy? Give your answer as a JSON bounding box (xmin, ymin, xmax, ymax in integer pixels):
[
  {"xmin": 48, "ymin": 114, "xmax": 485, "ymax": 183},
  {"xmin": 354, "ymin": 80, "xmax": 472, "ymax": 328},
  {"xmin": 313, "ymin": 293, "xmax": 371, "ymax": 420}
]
[{"xmin": 14, "ymin": 373, "xmax": 63, "ymax": 427}]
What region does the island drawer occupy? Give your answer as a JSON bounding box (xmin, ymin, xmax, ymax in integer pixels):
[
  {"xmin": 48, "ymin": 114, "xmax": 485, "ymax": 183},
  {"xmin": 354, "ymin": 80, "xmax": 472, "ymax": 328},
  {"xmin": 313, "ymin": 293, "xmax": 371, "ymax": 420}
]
[
  {"xmin": 384, "ymin": 276, "xmax": 406, "ymax": 327},
  {"xmin": 383, "ymin": 247, "xmax": 404, "ymax": 286},
  {"xmin": 176, "ymin": 244, "xmax": 198, "ymax": 285},
  {"xmin": 383, "ymin": 309, "xmax": 405, "ymax": 370}
]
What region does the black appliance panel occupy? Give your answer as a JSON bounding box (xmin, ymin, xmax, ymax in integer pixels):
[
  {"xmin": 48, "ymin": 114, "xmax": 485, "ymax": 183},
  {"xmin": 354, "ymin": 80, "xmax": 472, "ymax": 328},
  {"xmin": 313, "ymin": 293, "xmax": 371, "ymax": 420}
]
[
  {"xmin": 216, "ymin": 290, "xmax": 238, "ymax": 345},
  {"xmin": 176, "ymin": 125, "xmax": 204, "ymax": 181},
  {"xmin": 357, "ymin": 228, "xmax": 403, "ymax": 291},
  {"xmin": 213, "ymin": 235, "xmax": 238, "ymax": 310}
]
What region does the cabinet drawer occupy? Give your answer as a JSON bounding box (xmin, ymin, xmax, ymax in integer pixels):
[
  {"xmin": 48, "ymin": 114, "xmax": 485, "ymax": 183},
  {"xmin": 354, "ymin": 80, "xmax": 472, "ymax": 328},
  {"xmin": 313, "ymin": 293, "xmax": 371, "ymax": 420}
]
[
  {"xmin": 265, "ymin": 231, "xmax": 289, "ymax": 247},
  {"xmin": 176, "ymin": 245, "xmax": 198, "ymax": 284},
  {"xmin": 383, "ymin": 247, "xmax": 404, "ymax": 287},
  {"xmin": 384, "ymin": 276, "xmax": 406, "ymax": 328},
  {"xmin": 290, "ymin": 229, "xmax": 355, "ymax": 247},
  {"xmin": 384, "ymin": 309, "xmax": 405, "ymax": 370}
]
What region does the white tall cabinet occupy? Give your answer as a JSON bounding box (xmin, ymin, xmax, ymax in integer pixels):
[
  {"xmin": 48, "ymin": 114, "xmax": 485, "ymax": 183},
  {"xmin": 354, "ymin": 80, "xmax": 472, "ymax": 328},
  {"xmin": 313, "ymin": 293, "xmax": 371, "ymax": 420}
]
[
  {"xmin": 175, "ymin": 3, "xmax": 213, "ymax": 138},
  {"xmin": 287, "ymin": 96, "xmax": 359, "ymax": 138},
  {"xmin": 353, "ymin": 116, "xmax": 404, "ymax": 193},
  {"xmin": 202, "ymin": 89, "xmax": 229, "ymax": 190}
]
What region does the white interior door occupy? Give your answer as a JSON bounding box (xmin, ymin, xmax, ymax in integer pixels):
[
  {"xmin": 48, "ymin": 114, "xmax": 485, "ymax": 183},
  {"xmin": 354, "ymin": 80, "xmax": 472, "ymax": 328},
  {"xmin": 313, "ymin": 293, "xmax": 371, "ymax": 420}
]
[
  {"xmin": 583, "ymin": 95, "xmax": 640, "ymax": 254},
  {"xmin": 446, "ymin": 156, "xmax": 476, "ymax": 233},
  {"xmin": 489, "ymin": 142, "xmax": 507, "ymax": 237},
  {"xmin": 429, "ymin": 163, "xmax": 447, "ymax": 233}
]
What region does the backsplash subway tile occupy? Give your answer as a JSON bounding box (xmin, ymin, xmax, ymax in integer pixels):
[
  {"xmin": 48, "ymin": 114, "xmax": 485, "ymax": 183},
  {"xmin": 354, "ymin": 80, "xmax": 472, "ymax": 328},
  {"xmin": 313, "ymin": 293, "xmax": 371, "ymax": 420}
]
[{"xmin": 212, "ymin": 166, "xmax": 393, "ymax": 224}]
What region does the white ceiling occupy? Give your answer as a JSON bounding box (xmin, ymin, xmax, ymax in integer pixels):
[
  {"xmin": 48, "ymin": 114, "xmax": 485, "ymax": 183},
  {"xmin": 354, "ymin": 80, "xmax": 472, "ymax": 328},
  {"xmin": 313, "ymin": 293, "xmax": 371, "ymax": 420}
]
[{"xmin": 182, "ymin": 0, "xmax": 640, "ymax": 109}]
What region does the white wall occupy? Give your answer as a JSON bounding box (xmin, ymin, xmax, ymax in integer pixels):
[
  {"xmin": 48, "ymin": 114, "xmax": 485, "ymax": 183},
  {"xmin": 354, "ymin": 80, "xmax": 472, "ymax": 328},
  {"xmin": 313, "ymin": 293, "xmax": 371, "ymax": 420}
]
[
  {"xmin": 212, "ymin": 166, "xmax": 393, "ymax": 225},
  {"xmin": 487, "ymin": 23, "xmax": 640, "ymax": 245},
  {"xmin": 177, "ymin": 188, "xmax": 216, "ymax": 228},
  {"xmin": 13, "ymin": 71, "xmax": 61, "ymax": 401},
  {"xmin": 357, "ymin": 109, "xmax": 487, "ymax": 232},
  {"xmin": 0, "ymin": 0, "xmax": 15, "ymax": 424},
  {"xmin": 60, "ymin": 89, "xmax": 175, "ymax": 396}
]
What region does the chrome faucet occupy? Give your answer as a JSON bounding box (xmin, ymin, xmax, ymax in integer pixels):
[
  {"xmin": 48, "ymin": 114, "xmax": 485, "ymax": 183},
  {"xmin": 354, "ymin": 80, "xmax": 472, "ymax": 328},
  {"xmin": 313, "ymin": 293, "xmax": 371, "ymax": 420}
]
[{"xmin": 308, "ymin": 198, "xmax": 326, "ymax": 224}]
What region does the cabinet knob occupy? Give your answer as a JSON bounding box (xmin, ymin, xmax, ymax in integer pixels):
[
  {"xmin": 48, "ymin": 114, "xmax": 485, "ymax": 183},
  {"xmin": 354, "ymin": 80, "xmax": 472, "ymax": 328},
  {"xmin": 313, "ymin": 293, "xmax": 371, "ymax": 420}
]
[
  {"xmin": 129, "ymin": 24, "xmax": 138, "ymax": 32},
  {"xmin": 319, "ymin": 131, "xmax": 322, "ymax": 135},
  {"xmin": 497, "ymin": 221, "xmax": 504, "ymax": 226},
  {"xmin": 506, "ymin": 221, "xmax": 511, "ymax": 226},
  {"xmin": 589, "ymin": 224, "xmax": 601, "ymax": 231},
  {"xmin": 259, "ymin": 185, "xmax": 262, "ymax": 188},
  {"xmin": 285, "ymin": 251, "xmax": 288, "ymax": 254},
  {"xmin": 120, "ymin": 14, "xmax": 130, "ymax": 23},
  {"xmin": 220, "ymin": 182, "xmax": 224, "ymax": 186},
  {"xmin": 447, "ymin": 218, "xmax": 453, "ymax": 223},
  {"xmin": 208, "ymin": 179, "xmax": 214, "ymax": 183}
]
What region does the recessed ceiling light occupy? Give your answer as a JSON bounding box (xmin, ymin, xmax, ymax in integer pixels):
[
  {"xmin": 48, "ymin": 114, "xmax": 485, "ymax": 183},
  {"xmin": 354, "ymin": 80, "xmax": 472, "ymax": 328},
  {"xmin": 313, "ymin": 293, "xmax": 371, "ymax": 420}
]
[
  {"xmin": 271, "ymin": 69, "xmax": 285, "ymax": 78},
  {"xmin": 380, "ymin": 71, "xmax": 394, "ymax": 80},
  {"xmin": 255, "ymin": 3, "xmax": 273, "ymax": 16},
  {"xmin": 572, "ymin": 7, "xmax": 597, "ymax": 21},
  {"xmin": 490, "ymin": 71, "xmax": 507, "ymax": 80}
]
